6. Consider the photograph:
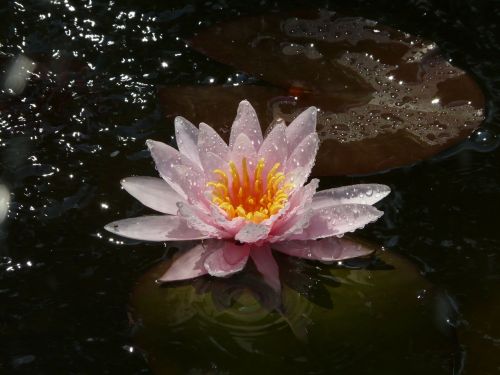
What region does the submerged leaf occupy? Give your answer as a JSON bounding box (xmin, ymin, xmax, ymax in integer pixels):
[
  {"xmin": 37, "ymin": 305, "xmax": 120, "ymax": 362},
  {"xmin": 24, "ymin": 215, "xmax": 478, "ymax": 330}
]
[{"xmin": 130, "ymin": 239, "xmax": 458, "ymax": 374}]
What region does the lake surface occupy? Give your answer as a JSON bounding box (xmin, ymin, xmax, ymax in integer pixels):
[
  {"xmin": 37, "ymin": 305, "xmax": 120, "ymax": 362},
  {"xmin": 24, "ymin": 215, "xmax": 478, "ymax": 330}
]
[{"xmin": 1, "ymin": 0, "xmax": 499, "ymax": 374}]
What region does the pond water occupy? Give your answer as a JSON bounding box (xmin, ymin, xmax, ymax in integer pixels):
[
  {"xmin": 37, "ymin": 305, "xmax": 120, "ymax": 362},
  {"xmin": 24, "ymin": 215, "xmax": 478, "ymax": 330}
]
[{"xmin": 1, "ymin": 0, "xmax": 499, "ymax": 374}]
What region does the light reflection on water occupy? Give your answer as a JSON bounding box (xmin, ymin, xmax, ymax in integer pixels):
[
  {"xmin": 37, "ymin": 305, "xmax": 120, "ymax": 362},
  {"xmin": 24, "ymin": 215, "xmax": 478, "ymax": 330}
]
[{"xmin": 0, "ymin": 0, "xmax": 499, "ymax": 374}]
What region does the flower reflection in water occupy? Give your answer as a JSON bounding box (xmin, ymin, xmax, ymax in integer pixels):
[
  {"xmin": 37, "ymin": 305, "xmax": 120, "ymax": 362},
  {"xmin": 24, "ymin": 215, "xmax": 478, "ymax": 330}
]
[{"xmin": 130, "ymin": 238, "xmax": 458, "ymax": 375}]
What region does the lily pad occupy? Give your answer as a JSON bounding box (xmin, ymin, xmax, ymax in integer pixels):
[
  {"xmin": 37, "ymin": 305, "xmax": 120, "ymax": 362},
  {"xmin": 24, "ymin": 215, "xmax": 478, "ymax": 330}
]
[
  {"xmin": 159, "ymin": 10, "xmax": 484, "ymax": 176},
  {"xmin": 130, "ymin": 239, "xmax": 459, "ymax": 374}
]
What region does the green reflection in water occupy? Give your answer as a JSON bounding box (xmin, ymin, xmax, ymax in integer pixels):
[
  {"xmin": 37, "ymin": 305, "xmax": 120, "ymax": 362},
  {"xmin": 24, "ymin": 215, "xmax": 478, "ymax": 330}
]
[{"xmin": 131, "ymin": 242, "xmax": 458, "ymax": 375}]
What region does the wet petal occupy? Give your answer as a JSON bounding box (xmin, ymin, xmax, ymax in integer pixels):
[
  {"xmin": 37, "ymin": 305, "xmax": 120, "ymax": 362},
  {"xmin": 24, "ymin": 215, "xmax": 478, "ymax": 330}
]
[
  {"xmin": 270, "ymin": 179, "xmax": 319, "ymax": 240},
  {"xmin": 258, "ymin": 122, "xmax": 287, "ymax": 173},
  {"xmin": 200, "ymin": 151, "xmax": 228, "ymax": 181},
  {"xmin": 289, "ymin": 204, "xmax": 383, "ymax": 240},
  {"xmin": 198, "ymin": 122, "xmax": 229, "ymax": 160},
  {"xmin": 229, "ymin": 132, "xmax": 257, "ymax": 166},
  {"xmin": 204, "ymin": 240, "xmax": 251, "ymax": 277},
  {"xmin": 312, "ymin": 184, "xmax": 391, "ymax": 209},
  {"xmin": 158, "ymin": 243, "xmax": 210, "ymax": 282},
  {"xmin": 235, "ymin": 222, "xmax": 271, "ymax": 243},
  {"xmin": 285, "ymin": 133, "xmax": 319, "ymax": 179},
  {"xmin": 273, "ymin": 236, "xmax": 374, "ymax": 262},
  {"xmin": 121, "ymin": 176, "xmax": 184, "ymax": 215},
  {"xmin": 209, "ymin": 204, "xmax": 247, "ymax": 237},
  {"xmin": 286, "ymin": 106, "xmax": 317, "ymax": 155},
  {"xmin": 146, "ymin": 140, "xmax": 198, "ymax": 199},
  {"xmin": 177, "ymin": 202, "xmax": 221, "ymax": 237},
  {"xmin": 175, "ymin": 116, "xmax": 202, "ymax": 167},
  {"xmin": 229, "ymin": 100, "xmax": 263, "ymax": 150},
  {"xmin": 170, "ymin": 164, "xmax": 207, "ymax": 207},
  {"xmin": 104, "ymin": 215, "xmax": 211, "ymax": 241},
  {"xmin": 250, "ymin": 245, "xmax": 281, "ymax": 292}
]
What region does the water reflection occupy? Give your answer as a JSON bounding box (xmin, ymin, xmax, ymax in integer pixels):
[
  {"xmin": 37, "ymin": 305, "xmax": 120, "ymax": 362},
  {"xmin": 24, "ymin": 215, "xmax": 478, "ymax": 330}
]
[
  {"xmin": 131, "ymin": 238, "xmax": 459, "ymax": 374},
  {"xmin": 3, "ymin": 55, "xmax": 36, "ymax": 96},
  {"xmin": 0, "ymin": 184, "xmax": 9, "ymax": 224}
]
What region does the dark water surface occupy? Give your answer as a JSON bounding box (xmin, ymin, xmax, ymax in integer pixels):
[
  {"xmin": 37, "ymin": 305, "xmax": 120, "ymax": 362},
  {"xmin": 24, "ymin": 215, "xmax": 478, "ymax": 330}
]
[{"xmin": 1, "ymin": 0, "xmax": 499, "ymax": 374}]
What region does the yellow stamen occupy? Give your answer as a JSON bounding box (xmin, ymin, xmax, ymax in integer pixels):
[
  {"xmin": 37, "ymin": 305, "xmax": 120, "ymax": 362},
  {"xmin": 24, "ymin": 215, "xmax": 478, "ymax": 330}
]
[{"xmin": 207, "ymin": 158, "xmax": 294, "ymax": 223}]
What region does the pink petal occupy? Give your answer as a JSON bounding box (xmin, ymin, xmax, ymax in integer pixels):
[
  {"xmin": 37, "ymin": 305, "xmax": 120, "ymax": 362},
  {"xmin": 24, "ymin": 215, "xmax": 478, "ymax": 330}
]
[
  {"xmin": 104, "ymin": 215, "xmax": 211, "ymax": 241},
  {"xmin": 229, "ymin": 133, "xmax": 257, "ymax": 166},
  {"xmin": 269, "ymin": 179, "xmax": 319, "ymax": 240},
  {"xmin": 170, "ymin": 164, "xmax": 208, "ymax": 207},
  {"xmin": 285, "ymin": 107, "xmax": 317, "ymax": 156},
  {"xmin": 234, "ymin": 222, "xmax": 271, "ymax": 243},
  {"xmin": 209, "ymin": 204, "xmax": 247, "ymax": 237},
  {"xmin": 229, "ymin": 100, "xmax": 263, "ymax": 151},
  {"xmin": 174, "ymin": 116, "xmax": 202, "ymax": 167},
  {"xmin": 258, "ymin": 122, "xmax": 288, "ymax": 176},
  {"xmin": 283, "ymin": 166, "xmax": 309, "ymax": 193},
  {"xmin": 198, "ymin": 122, "xmax": 228, "ymax": 160},
  {"xmin": 203, "ymin": 240, "xmax": 250, "ymax": 277},
  {"xmin": 121, "ymin": 176, "xmax": 183, "ymax": 215},
  {"xmin": 285, "ymin": 133, "xmax": 319, "ymax": 179},
  {"xmin": 250, "ymin": 245, "xmax": 281, "ymax": 292},
  {"xmin": 288, "ymin": 204, "xmax": 383, "ymax": 240},
  {"xmin": 177, "ymin": 202, "xmax": 221, "ymax": 237},
  {"xmin": 273, "ymin": 236, "xmax": 374, "ymax": 262},
  {"xmin": 146, "ymin": 140, "xmax": 200, "ymax": 200},
  {"xmin": 200, "ymin": 151, "xmax": 228, "ymax": 181},
  {"xmin": 158, "ymin": 243, "xmax": 210, "ymax": 282},
  {"xmin": 312, "ymin": 184, "xmax": 391, "ymax": 210}
]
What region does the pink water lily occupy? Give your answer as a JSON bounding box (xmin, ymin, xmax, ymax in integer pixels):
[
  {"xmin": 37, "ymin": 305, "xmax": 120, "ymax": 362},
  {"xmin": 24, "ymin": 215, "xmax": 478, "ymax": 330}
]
[{"xmin": 105, "ymin": 100, "xmax": 390, "ymax": 289}]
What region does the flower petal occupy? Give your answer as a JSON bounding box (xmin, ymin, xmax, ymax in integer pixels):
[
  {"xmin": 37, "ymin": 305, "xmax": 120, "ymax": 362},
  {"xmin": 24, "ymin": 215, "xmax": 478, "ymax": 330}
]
[
  {"xmin": 203, "ymin": 240, "xmax": 250, "ymax": 277},
  {"xmin": 258, "ymin": 122, "xmax": 287, "ymax": 174},
  {"xmin": 285, "ymin": 107, "xmax": 317, "ymax": 155},
  {"xmin": 158, "ymin": 243, "xmax": 210, "ymax": 282},
  {"xmin": 312, "ymin": 184, "xmax": 391, "ymax": 210},
  {"xmin": 235, "ymin": 222, "xmax": 271, "ymax": 243},
  {"xmin": 121, "ymin": 176, "xmax": 184, "ymax": 215},
  {"xmin": 209, "ymin": 204, "xmax": 247, "ymax": 236},
  {"xmin": 104, "ymin": 215, "xmax": 211, "ymax": 241},
  {"xmin": 269, "ymin": 179, "xmax": 319, "ymax": 240},
  {"xmin": 250, "ymin": 245, "xmax": 281, "ymax": 292},
  {"xmin": 229, "ymin": 132, "xmax": 257, "ymax": 166},
  {"xmin": 177, "ymin": 202, "xmax": 221, "ymax": 237},
  {"xmin": 146, "ymin": 140, "xmax": 200, "ymax": 200},
  {"xmin": 273, "ymin": 236, "xmax": 374, "ymax": 262},
  {"xmin": 285, "ymin": 132, "xmax": 319, "ymax": 181},
  {"xmin": 229, "ymin": 100, "xmax": 263, "ymax": 150},
  {"xmin": 200, "ymin": 151, "xmax": 228, "ymax": 181},
  {"xmin": 175, "ymin": 116, "xmax": 202, "ymax": 167},
  {"xmin": 171, "ymin": 164, "xmax": 208, "ymax": 207},
  {"xmin": 288, "ymin": 204, "xmax": 383, "ymax": 240},
  {"xmin": 198, "ymin": 122, "xmax": 229, "ymax": 160}
]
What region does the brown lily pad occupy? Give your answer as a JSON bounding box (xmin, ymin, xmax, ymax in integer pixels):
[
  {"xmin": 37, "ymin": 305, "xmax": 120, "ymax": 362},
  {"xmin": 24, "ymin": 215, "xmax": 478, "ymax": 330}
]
[{"xmin": 159, "ymin": 10, "xmax": 485, "ymax": 176}]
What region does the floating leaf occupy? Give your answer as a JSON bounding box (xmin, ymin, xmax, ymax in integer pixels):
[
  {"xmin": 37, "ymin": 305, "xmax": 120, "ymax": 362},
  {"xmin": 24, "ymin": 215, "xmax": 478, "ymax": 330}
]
[
  {"xmin": 159, "ymin": 10, "xmax": 485, "ymax": 175},
  {"xmin": 130, "ymin": 239, "xmax": 458, "ymax": 374}
]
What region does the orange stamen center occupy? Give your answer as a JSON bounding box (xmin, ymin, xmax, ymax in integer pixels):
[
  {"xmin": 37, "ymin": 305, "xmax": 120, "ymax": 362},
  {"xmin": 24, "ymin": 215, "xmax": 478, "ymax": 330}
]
[{"xmin": 207, "ymin": 158, "xmax": 294, "ymax": 224}]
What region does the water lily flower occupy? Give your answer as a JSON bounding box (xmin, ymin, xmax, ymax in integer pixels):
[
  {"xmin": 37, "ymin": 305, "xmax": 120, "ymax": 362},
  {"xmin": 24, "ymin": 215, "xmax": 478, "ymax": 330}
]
[{"xmin": 105, "ymin": 100, "xmax": 390, "ymax": 289}]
